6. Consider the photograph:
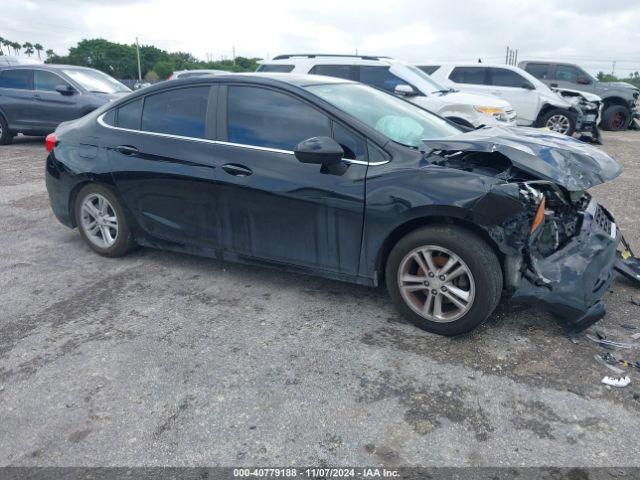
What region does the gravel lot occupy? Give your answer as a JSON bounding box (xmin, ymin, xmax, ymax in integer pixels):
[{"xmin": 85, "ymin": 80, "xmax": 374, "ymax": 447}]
[{"xmin": 1, "ymin": 132, "xmax": 640, "ymax": 467}]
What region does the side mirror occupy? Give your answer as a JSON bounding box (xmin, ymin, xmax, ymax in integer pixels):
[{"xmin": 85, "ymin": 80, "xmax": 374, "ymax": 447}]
[
  {"xmin": 55, "ymin": 84, "xmax": 76, "ymax": 95},
  {"xmin": 394, "ymin": 84, "xmax": 417, "ymax": 96},
  {"xmin": 577, "ymin": 76, "xmax": 591, "ymax": 85},
  {"xmin": 295, "ymin": 136, "xmax": 343, "ymax": 166},
  {"xmin": 522, "ymin": 83, "xmax": 535, "ymax": 90}
]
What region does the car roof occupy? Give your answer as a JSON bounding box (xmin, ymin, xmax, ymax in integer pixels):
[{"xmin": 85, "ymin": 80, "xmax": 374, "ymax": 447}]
[
  {"xmin": 174, "ymin": 69, "xmax": 227, "ymax": 74},
  {"xmin": 112, "ymin": 73, "xmax": 352, "ymax": 101},
  {"xmin": 260, "ymin": 54, "xmax": 395, "ymax": 66},
  {"xmin": 425, "ymin": 63, "xmax": 523, "ymax": 69},
  {"xmin": 0, "ymin": 63, "xmax": 99, "ymax": 71}
]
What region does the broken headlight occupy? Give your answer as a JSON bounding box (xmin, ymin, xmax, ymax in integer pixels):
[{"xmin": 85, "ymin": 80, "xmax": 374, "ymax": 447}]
[{"xmin": 474, "ymin": 105, "xmax": 509, "ymax": 122}]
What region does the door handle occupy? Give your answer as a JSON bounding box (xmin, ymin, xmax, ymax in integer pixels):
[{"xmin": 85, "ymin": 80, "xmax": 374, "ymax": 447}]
[
  {"xmin": 115, "ymin": 145, "xmax": 139, "ymax": 156},
  {"xmin": 550, "ymin": 83, "xmax": 558, "ymax": 87},
  {"xmin": 222, "ymin": 163, "xmax": 252, "ymax": 176},
  {"xmin": 34, "ymin": 93, "xmax": 41, "ymax": 100}
]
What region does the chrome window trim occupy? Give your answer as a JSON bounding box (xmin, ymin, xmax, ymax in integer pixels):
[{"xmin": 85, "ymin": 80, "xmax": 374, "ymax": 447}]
[{"xmin": 96, "ymin": 112, "xmax": 389, "ymax": 165}]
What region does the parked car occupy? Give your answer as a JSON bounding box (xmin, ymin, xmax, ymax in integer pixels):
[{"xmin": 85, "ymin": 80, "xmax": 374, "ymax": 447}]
[
  {"xmin": 168, "ymin": 69, "xmax": 227, "ymax": 80},
  {"xmin": 0, "ymin": 64, "xmax": 130, "ymax": 145},
  {"xmin": 45, "ymin": 73, "xmax": 639, "ymax": 335},
  {"xmin": 553, "ymin": 88, "xmax": 603, "ymax": 144},
  {"xmin": 257, "ymin": 54, "xmax": 516, "ymax": 129},
  {"xmin": 519, "ymin": 61, "xmax": 640, "ymax": 131},
  {"xmin": 424, "ymin": 63, "xmax": 582, "ymax": 135}
]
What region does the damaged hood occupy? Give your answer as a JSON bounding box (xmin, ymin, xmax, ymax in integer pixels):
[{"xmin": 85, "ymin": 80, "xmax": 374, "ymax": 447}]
[{"xmin": 422, "ymin": 126, "xmax": 623, "ymax": 191}]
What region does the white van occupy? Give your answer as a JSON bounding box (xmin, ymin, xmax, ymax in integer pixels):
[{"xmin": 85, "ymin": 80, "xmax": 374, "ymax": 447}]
[
  {"xmin": 423, "ymin": 63, "xmax": 580, "ymax": 135},
  {"xmin": 257, "ymin": 55, "xmax": 516, "ymax": 129}
]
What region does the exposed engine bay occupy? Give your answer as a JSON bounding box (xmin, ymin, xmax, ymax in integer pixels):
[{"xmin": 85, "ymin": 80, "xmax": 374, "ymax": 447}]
[
  {"xmin": 431, "ymin": 150, "xmax": 587, "ymax": 258},
  {"xmin": 425, "ymin": 139, "xmax": 640, "ymax": 333}
]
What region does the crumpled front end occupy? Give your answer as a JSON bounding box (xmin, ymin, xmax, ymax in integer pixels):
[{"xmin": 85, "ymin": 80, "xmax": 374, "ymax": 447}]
[
  {"xmin": 425, "ymin": 133, "xmax": 638, "ymax": 332},
  {"xmin": 508, "ymin": 197, "xmax": 619, "ymax": 333}
]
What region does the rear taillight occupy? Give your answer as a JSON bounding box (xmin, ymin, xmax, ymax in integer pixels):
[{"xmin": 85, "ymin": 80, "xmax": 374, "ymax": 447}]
[
  {"xmin": 167, "ymin": 74, "xmax": 174, "ymax": 80},
  {"xmin": 45, "ymin": 133, "xmax": 56, "ymax": 153}
]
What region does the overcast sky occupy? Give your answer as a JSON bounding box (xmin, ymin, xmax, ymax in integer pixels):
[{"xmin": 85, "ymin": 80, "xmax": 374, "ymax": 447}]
[{"xmin": 3, "ymin": 0, "xmax": 640, "ymax": 75}]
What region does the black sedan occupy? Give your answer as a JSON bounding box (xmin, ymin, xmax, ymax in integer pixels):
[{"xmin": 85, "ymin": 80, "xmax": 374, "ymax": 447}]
[{"xmin": 45, "ymin": 73, "xmax": 638, "ymax": 335}]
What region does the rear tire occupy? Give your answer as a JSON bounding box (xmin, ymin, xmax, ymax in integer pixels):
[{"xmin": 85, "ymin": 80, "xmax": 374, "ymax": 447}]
[
  {"xmin": 601, "ymin": 105, "xmax": 631, "ymax": 131},
  {"xmin": 74, "ymin": 184, "xmax": 135, "ymax": 257},
  {"xmin": 385, "ymin": 225, "xmax": 503, "ymax": 336},
  {"xmin": 538, "ymin": 108, "xmax": 576, "ymax": 136},
  {"xmin": 0, "ymin": 115, "xmax": 13, "ymax": 145}
]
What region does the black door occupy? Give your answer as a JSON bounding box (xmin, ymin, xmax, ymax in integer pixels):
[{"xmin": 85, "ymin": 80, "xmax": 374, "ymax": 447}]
[
  {"xmin": 212, "ymin": 84, "xmax": 367, "ymax": 275},
  {"xmin": 107, "ymin": 86, "xmax": 224, "ymax": 248}
]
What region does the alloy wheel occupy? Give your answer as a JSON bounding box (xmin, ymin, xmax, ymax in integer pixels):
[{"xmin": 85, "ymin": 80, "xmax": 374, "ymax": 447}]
[
  {"xmin": 546, "ymin": 114, "xmax": 571, "ymax": 134},
  {"xmin": 80, "ymin": 193, "xmax": 119, "ymax": 248},
  {"xmin": 397, "ymin": 245, "xmax": 476, "ymax": 323}
]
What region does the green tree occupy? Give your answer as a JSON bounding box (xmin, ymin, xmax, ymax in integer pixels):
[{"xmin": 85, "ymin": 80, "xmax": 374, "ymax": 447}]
[
  {"xmin": 23, "ymin": 42, "xmax": 34, "ymax": 57},
  {"xmin": 13, "ymin": 42, "xmax": 21, "ymax": 56},
  {"xmin": 34, "ymin": 43, "xmax": 43, "ymax": 59},
  {"xmin": 45, "ymin": 49, "xmax": 54, "ymax": 59},
  {"xmin": 46, "ymin": 38, "xmax": 261, "ymax": 79},
  {"xmin": 0, "ymin": 37, "xmax": 5, "ymax": 55},
  {"xmin": 144, "ymin": 70, "xmax": 159, "ymax": 82},
  {"xmin": 152, "ymin": 60, "xmax": 176, "ymax": 79}
]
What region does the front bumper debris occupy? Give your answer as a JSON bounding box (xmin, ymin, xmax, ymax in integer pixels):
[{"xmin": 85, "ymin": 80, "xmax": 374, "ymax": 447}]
[
  {"xmin": 511, "ymin": 200, "xmax": 622, "ymax": 333},
  {"xmin": 614, "ymin": 237, "xmax": 640, "ymax": 284}
]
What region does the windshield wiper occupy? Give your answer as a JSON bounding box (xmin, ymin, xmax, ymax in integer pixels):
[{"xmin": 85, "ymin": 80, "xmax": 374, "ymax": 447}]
[{"xmin": 90, "ymin": 90, "xmax": 110, "ymax": 94}]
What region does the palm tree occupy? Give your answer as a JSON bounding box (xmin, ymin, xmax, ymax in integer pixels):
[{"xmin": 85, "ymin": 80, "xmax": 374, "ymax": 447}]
[
  {"xmin": 34, "ymin": 43, "xmax": 43, "ymax": 60},
  {"xmin": 13, "ymin": 42, "xmax": 21, "ymax": 56},
  {"xmin": 3, "ymin": 39, "xmax": 11, "ymax": 55},
  {"xmin": 23, "ymin": 42, "xmax": 34, "ymax": 57},
  {"xmin": 46, "ymin": 49, "xmax": 54, "ymax": 60},
  {"xmin": 0, "ymin": 37, "xmax": 4, "ymax": 55}
]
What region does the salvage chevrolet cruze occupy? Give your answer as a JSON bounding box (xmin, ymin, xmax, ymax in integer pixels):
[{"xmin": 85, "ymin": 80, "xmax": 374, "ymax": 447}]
[{"xmin": 45, "ymin": 73, "xmax": 638, "ymax": 335}]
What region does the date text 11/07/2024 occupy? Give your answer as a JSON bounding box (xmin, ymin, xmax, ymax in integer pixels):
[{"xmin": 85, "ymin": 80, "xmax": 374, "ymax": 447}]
[{"xmin": 232, "ymin": 468, "xmax": 400, "ymax": 477}]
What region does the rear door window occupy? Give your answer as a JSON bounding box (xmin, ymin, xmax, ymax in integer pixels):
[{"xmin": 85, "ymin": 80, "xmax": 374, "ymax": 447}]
[
  {"xmin": 309, "ymin": 65, "xmax": 358, "ymax": 81},
  {"xmin": 257, "ymin": 64, "xmax": 295, "ymax": 73},
  {"xmin": 358, "ymin": 66, "xmax": 406, "ymax": 93},
  {"xmin": 117, "ymin": 98, "xmax": 143, "ymax": 130},
  {"xmin": 523, "ymin": 63, "xmax": 550, "ymax": 80},
  {"xmin": 34, "ymin": 70, "xmax": 70, "ymax": 91},
  {"xmin": 0, "ymin": 69, "xmax": 32, "ymax": 89},
  {"xmin": 449, "ymin": 67, "xmax": 488, "ymax": 85},
  {"xmin": 227, "ymin": 85, "xmax": 330, "ymax": 151},
  {"xmin": 141, "ymin": 86, "xmax": 210, "ymax": 138},
  {"xmin": 489, "ymin": 68, "xmax": 532, "ymax": 88}
]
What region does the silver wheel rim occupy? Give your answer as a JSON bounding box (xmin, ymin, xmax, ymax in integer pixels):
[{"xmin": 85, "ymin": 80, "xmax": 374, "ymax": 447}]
[
  {"xmin": 397, "ymin": 245, "xmax": 476, "ymax": 323},
  {"xmin": 546, "ymin": 114, "xmax": 571, "ymax": 134},
  {"xmin": 80, "ymin": 193, "xmax": 118, "ymax": 248}
]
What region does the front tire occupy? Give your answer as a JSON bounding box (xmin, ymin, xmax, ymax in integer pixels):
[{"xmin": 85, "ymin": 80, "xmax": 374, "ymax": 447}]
[
  {"xmin": 0, "ymin": 115, "xmax": 14, "ymax": 145},
  {"xmin": 385, "ymin": 225, "xmax": 503, "ymax": 336},
  {"xmin": 601, "ymin": 105, "xmax": 631, "ymax": 131},
  {"xmin": 74, "ymin": 184, "xmax": 135, "ymax": 257},
  {"xmin": 539, "ymin": 109, "xmax": 576, "ymax": 136}
]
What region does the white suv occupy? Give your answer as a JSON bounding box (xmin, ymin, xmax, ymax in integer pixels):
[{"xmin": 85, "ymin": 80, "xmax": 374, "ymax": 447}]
[
  {"xmin": 423, "ymin": 63, "xmax": 580, "ymax": 135},
  {"xmin": 257, "ymin": 55, "xmax": 516, "ymax": 129}
]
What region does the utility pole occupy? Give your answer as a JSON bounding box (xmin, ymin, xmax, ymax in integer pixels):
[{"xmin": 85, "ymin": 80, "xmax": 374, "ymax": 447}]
[
  {"xmin": 612, "ymin": 60, "xmax": 616, "ymax": 76},
  {"xmin": 232, "ymin": 46, "xmax": 236, "ymax": 66},
  {"xmin": 135, "ymin": 37, "xmax": 142, "ymax": 82}
]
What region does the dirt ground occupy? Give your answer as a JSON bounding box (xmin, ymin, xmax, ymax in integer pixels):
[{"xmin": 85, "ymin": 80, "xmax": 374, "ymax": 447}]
[{"xmin": 1, "ymin": 131, "xmax": 640, "ymax": 467}]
